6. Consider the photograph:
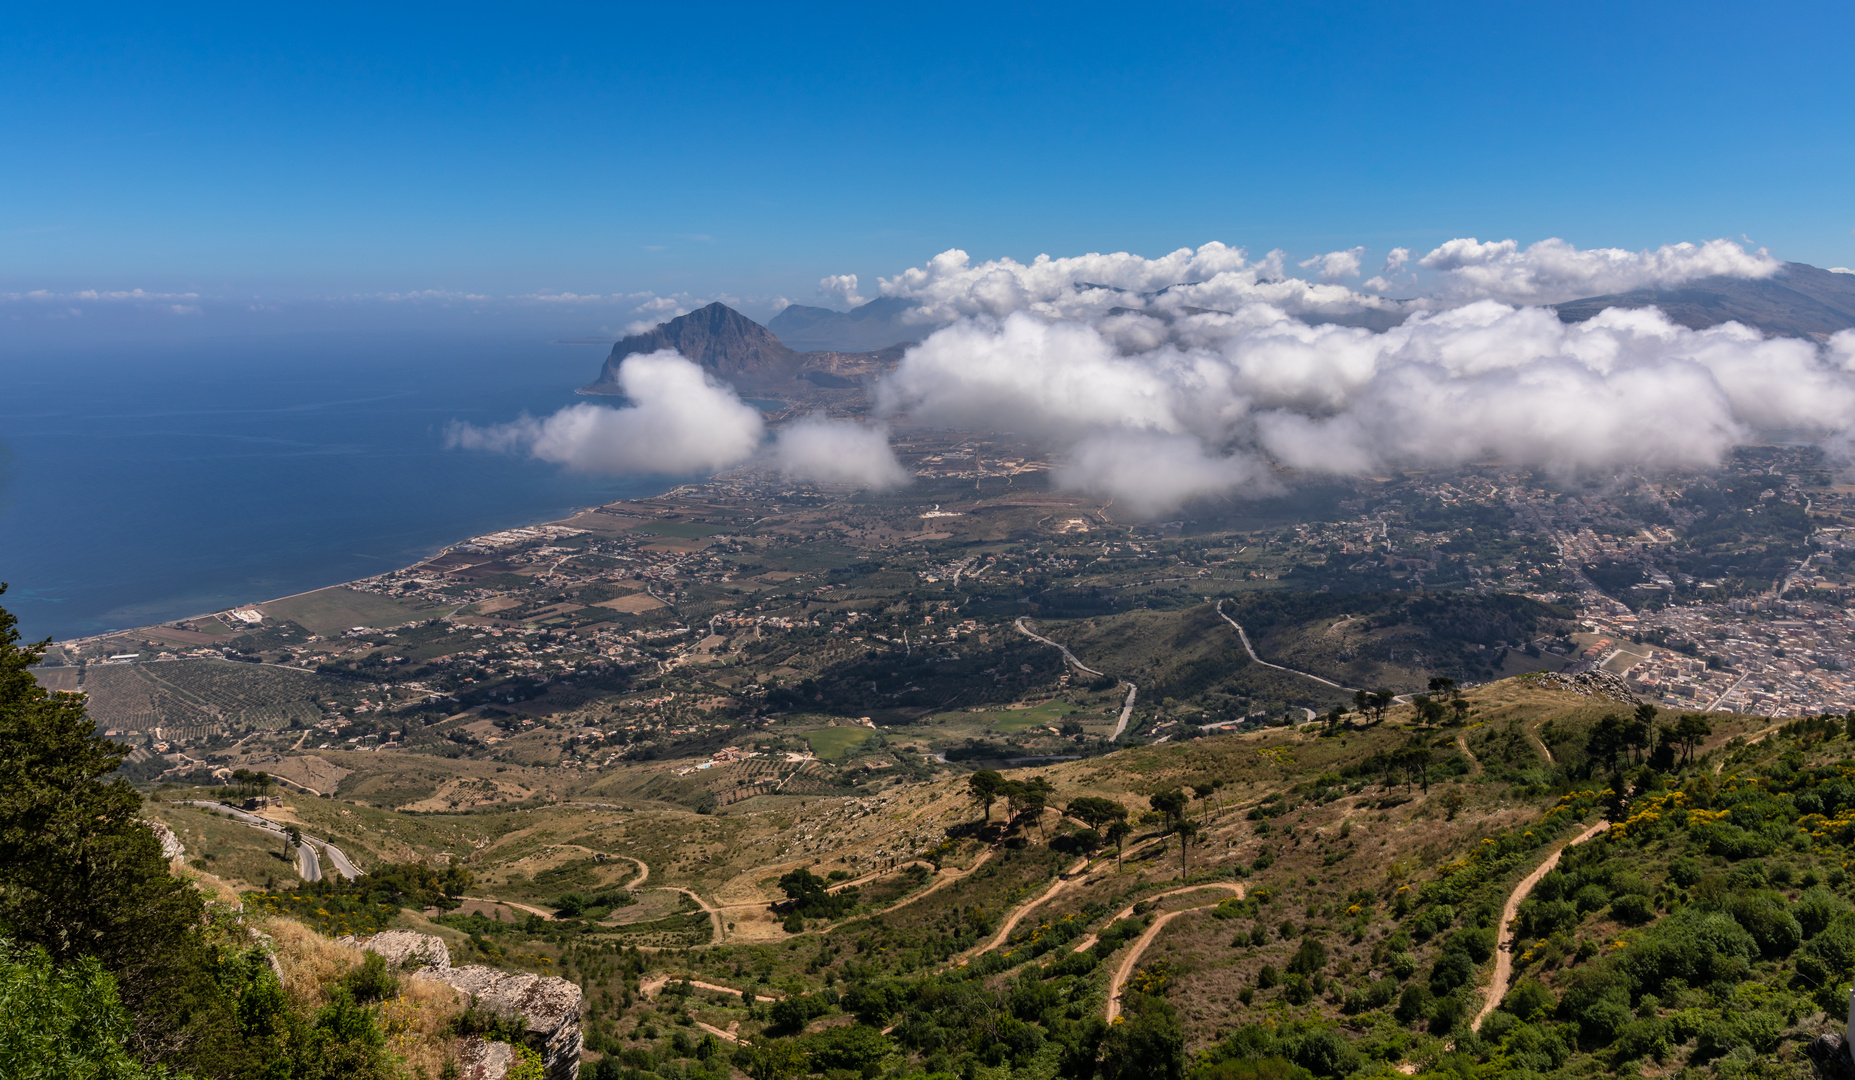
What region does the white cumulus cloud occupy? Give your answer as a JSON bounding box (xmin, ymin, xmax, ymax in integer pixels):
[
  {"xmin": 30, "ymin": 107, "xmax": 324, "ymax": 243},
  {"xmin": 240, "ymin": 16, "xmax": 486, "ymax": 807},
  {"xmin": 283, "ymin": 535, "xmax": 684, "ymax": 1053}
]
[
  {"xmin": 768, "ymin": 415, "xmax": 910, "ymax": 488},
  {"xmin": 447, "ymin": 351, "xmax": 765, "ymax": 475},
  {"xmin": 1417, "ymin": 237, "xmax": 1780, "ymax": 304}
]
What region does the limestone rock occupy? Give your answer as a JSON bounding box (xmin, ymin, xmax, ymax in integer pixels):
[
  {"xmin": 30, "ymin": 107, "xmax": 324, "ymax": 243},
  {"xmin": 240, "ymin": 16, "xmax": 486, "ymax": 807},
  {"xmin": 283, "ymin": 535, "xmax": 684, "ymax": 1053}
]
[
  {"xmin": 339, "ymin": 929, "xmax": 452, "ymax": 971},
  {"xmin": 456, "ymin": 1036, "xmax": 516, "ymax": 1080},
  {"xmin": 340, "ymin": 931, "xmax": 580, "ymax": 1080},
  {"xmin": 419, "ymin": 965, "xmax": 582, "ymax": 1080},
  {"xmin": 142, "ymin": 820, "xmax": 185, "ymax": 860}
]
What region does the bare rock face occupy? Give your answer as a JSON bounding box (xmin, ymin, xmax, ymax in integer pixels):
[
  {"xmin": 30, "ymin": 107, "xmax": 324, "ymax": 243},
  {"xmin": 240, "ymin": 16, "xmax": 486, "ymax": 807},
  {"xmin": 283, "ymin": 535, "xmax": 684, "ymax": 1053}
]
[
  {"xmin": 423, "ymin": 965, "xmax": 583, "ymax": 1080},
  {"xmin": 338, "ymin": 929, "xmax": 452, "ymax": 971},
  {"xmin": 339, "ymin": 932, "xmax": 582, "ymax": 1080},
  {"xmin": 142, "ymin": 820, "xmax": 185, "ymax": 860},
  {"xmin": 456, "ymin": 1036, "xmax": 516, "ymax": 1080}
]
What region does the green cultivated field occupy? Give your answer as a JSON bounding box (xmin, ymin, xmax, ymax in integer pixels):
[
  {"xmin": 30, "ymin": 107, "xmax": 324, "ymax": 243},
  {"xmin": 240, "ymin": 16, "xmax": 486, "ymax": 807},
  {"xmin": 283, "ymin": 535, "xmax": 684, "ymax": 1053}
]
[
  {"xmin": 806, "ymin": 726, "xmax": 874, "ymax": 760},
  {"xmin": 260, "ymin": 586, "xmax": 447, "ymax": 634}
]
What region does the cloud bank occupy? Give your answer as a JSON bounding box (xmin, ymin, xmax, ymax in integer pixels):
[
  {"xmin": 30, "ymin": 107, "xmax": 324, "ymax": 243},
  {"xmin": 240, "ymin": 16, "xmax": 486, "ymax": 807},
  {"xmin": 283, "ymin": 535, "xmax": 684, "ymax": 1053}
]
[
  {"xmin": 440, "ymin": 235, "xmax": 1846, "ymax": 517},
  {"xmin": 875, "ymin": 302, "xmax": 1855, "ymax": 513}
]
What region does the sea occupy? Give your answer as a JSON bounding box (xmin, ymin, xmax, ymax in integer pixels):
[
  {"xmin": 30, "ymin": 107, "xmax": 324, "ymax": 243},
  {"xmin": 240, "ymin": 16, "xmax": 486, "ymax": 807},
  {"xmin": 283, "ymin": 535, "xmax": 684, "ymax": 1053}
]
[{"xmin": 0, "ymin": 332, "xmax": 658, "ymax": 644}]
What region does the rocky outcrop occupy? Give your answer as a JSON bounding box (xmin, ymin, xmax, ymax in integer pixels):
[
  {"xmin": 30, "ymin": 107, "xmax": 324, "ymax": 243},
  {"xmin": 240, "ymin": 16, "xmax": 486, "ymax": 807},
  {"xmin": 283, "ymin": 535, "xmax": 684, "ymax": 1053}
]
[
  {"xmin": 456, "ymin": 1036, "xmax": 517, "ymax": 1080},
  {"xmin": 582, "ymin": 302, "xmax": 801, "ymax": 392},
  {"xmin": 142, "ymin": 820, "xmax": 185, "ymax": 860},
  {"xmin": 343, "ymin": 931, "xmax": 582, "ymax": 1080},
  {"xmin": 337, "ymin": 928, "xmax": 452, "ymax": 971},
  {"xmin": 425, "ymin": 965, "xmax": 583, "ymax": 1080}
]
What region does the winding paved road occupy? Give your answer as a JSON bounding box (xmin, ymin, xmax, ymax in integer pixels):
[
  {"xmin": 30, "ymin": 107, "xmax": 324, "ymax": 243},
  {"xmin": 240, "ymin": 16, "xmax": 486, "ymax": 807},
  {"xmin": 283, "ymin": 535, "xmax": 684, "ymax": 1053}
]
[
  {"xmin": 1014, "ymin": 618, "xmax": 1139, "ymax": 741},
  {"xmin": 183, "ymin": 801, "xmax": 363, "ymax": 881},
  {"xmin": 298, "ymin": 842, "xmax": 322, "ymax": 882},
  {"xmin": 1215, "ymin": 601, "xmax": 1362, "ymax": 695}
]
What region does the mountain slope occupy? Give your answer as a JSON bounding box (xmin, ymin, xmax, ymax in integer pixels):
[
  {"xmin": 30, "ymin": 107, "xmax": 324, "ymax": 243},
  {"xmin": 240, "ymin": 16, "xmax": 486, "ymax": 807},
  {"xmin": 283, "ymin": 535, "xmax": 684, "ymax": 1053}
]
[
  {"xmin": 1555, "ymin": 262, "xmax": 1855, "ymax": 340},
  {"xmin": 581, "ymin": 302, "xmax": 802, "ymax": 393},
  {"xmin": 767, "ymin": 296, "xmax": 922, "ymax": 352},
  {"xmin": 581, "ymin": 302, "xmax": 906, "ymax": 395}
]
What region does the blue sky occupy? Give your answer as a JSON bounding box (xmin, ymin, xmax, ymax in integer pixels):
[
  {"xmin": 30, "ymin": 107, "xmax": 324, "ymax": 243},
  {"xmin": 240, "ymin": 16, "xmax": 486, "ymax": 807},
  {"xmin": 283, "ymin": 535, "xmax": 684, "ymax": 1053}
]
[{"xmin": 3, "ymin": 0, "xmax": 1851, "ymax": 317}]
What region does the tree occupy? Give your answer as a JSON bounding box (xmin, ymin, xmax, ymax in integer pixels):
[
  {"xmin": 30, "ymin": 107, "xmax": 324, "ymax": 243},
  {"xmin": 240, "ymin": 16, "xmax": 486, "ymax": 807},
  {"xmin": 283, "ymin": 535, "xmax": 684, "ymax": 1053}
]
[
  {"xmin": 1175, "ymin": 819, "xmax": 1200, "ymax": 876},
  {"xmin": 1018, "ymin": 788, "xmax": 1049, "ymax": 840},
  {"xmin": 1106, "ymin": 820, "xmax": 1133, "ymax": 869},
  {"xmin": 1192, "ymin": 783, "xmax": 1215, "ymax": 822},
  {"xmin": 0, "ymin": 945, "xmax": 157, "ymax": 1078},
  {"xmin": 0, "ymin": 584, "xmax": 232, "ymax": 1066},
  {"xmin": 1369, "ymin": 689, "xmax": 1397, "ymax": 723},
  {"xmin": 968, "ymin": 770, "xmax": 1005, "ymax": 823},
  {"xmin": 1675, "ymin": 713, "xmax": 1713, "ymax": 766},
  {"xmin": 1586, "ymin": 713, "xmax": 1628, "ymax": 771},
  {"xmin": 1067, "ymin": 796, "xmax": 1128, "ymax": 832},
  {"xmin": 1626, "ymin": 702, "xmax": 1660, "ymax": 763},
  {"xmin": 737, "ymin": 1037, "xmax": 807, "ymax": 1080},
  {"xmin": 1427, "ymin": 676, "xmax": 1458, "ymax": 698},
  {"xmin": 1100, "ymin": 995, "xmax": 1185, "ymax": 1080},
  {"xmin": 1396, "ymin": 745, "xmax": 1433, "ymax": 793},
  {"xmin": 1150, "ymin": 789, "xmax": 1188, "ymax": 826}
]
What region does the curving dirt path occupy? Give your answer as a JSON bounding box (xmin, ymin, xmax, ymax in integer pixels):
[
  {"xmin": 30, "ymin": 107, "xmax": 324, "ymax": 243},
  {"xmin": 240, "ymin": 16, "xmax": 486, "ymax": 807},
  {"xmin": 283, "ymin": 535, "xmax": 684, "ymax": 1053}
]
[
  {"xmin": 965, "ymin": 856, "xmax": 1092, "ymax": 957},
  {"xmin": 1709, "ymin": 722, "xmax": 1787, "ymax": 775},
  {"xmin": 1529, "ymin": 722, "xmax": 1555, "ymax": 765},
  {"xmin": 827, "ymin": 859, "xmax": 936, "ymax": 893},
  {"xmin": 817, "ymin": 847, "xmax": 998, "ymax": 934},
  {"xmin": 459, "ymin": 895, "xmax": 558, "ymax": 920},
  {"xmin": 656, "ymin": 886, "xmax": 727, "ymax": 943},
  {"xmin": 614, "ymin": 855, "xmax": 650, "ymax": 889},
  {"xmin": 1472, "ymin": 819, "xmax": 1610, "ymax": 1032},
  {"xmin": 1456, "ymin": 734, "xmax": 1480, "ymax": 774},
  {"xmin": 641, "ymin": 974, "xmax": 782, "ymax": 1001},
  {"xmin": 1104, "ymin": 883, "xmax": 1245, "ymax": 1020}
]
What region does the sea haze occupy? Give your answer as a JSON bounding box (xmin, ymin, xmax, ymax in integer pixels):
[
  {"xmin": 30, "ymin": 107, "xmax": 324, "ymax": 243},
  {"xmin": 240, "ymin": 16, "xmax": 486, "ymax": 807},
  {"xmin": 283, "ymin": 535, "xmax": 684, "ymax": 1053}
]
[{"xmin": 0, "ymin": 333, "xmax": 653, "ymax": 643}]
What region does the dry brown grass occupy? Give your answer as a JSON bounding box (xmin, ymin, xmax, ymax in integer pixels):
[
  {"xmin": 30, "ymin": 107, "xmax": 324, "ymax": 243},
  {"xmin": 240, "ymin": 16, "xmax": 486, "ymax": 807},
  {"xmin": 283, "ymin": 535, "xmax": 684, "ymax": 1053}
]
[
  {"xmin": 260, "ymin": 915, "xmax": 466, "ymax": 1077},
  {"xmin": 381, "ymin": 977, "xmax": 466, "ymax": 1079},
  {"xmin": 262, "ymin": 916, "xmax": 360, "ymax": 1005}
]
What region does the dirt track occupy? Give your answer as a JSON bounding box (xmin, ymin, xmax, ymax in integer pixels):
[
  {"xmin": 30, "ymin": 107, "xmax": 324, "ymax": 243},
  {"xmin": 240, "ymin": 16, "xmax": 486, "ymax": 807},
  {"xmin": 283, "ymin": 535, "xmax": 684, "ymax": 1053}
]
[
  {"xmin": 1472, "ymin": 819, "xmax": 1610, "ymax": 1031},
  {"xmin": 1103, "ymin": 883, "xmax": 1245, "ymax": 1020}
]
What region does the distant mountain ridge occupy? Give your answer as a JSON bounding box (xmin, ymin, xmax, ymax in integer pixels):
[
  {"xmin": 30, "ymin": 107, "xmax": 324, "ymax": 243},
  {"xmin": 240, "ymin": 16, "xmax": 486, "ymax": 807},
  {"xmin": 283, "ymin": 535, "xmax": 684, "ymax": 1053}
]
[
  {"xmin": 766, "ymin": 296, "xmax": 922, "ymax": 352},
  {"xmin": 1554, "ymin": 262, "xmax": 1855, "ymax": 340},
  {"xmin": 579, "ymin": 302, "xmax": 904, "ymax": 395}
]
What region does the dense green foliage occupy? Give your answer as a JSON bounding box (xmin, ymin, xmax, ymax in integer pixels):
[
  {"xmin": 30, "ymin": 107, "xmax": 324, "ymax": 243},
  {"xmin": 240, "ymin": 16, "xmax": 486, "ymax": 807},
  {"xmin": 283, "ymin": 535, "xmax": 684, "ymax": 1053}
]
[{"xmin": 0, "ymin": 587, "xmax": 439, "ymax": 1077}]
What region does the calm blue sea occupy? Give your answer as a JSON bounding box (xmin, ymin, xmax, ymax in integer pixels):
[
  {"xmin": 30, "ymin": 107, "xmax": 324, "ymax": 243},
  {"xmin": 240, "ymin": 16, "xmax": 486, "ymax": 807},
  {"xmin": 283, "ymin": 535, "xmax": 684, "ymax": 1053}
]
[{"xmin": 0, "ymin": 332, "xmax": 652, "ymax": 643}]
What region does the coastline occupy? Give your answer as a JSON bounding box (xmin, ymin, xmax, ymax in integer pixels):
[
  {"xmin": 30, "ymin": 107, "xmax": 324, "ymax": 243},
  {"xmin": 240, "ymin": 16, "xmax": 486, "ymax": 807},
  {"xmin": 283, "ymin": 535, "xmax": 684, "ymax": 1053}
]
[{"xmin": 50, "ymin": 493, "xmax": 655, "ymax": 649}]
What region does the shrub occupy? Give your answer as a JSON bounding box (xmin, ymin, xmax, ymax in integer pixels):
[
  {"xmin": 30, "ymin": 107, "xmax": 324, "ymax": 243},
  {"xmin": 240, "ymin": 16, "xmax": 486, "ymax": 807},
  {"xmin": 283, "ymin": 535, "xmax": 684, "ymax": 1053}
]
[
  {"xmin": 1501, "ymin": 978, "xmax": 1556, "ymax": 1021},
  {"xmin": 1395, "ymin": 984, "xmax": 1433, "ymax": 1024},
  {"xmin": 1286, "ymin": 940, "xmax": 1327, "ymax": 976},
  {"xmin": 1797, "ymin": 886, "xmax": 1850, "ymax": 937},
  {"xmin": 1799, "ymin": 911, "xmax": 1855, "ymax": 985},
  {"xmin": 341, "ymin": 950, "xmax": 399, "ymax": 1004},
  {"xmin": 1610, "ymin": 894, "xmax": 1656, "ymax": 925},
  {"xmin": 1727, "ymin": 892, "xmax": 1802, "ymax": 957}
]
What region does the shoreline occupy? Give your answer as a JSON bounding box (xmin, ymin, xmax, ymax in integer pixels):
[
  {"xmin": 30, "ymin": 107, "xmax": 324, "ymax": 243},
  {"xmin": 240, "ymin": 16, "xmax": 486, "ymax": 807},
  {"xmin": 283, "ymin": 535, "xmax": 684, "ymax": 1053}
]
[{"xmin": 49, "ymin": 492, "xmax": 663, "ymax": 649}]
